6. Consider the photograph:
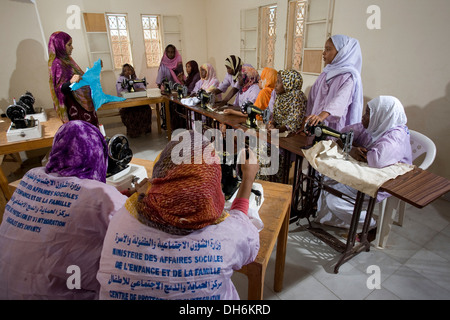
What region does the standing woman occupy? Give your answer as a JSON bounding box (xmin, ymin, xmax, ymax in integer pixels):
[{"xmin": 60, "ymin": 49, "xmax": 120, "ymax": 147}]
[
  {"xmin": 156, "ymin": 44, "xmax": 184, "ymax": 90},
  {"xmin": 305, "ymin": 35, "xmax": 363, "ymax": 131},
  {"xmin": 48, "ymin": 31, "xmax": 99, "ymax": 126}
]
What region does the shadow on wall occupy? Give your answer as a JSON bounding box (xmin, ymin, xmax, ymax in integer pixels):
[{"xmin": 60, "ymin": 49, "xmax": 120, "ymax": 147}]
[
  {"xmin": 8, "ymin": 39, "xmax": 51, "ymax": 111},
  {"xmin": 405, "ymin": 82, "xmax": 450, "ymax": 180}
]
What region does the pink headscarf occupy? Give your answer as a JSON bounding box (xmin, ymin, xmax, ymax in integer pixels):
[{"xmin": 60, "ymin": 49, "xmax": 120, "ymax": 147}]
[
  {"xmin": 160, "ymin": 45, "xmax": 183, "ymax": 84},
  {"xmin": 200, "ymin": 63, "xmax": 219, "ymax": 92}
]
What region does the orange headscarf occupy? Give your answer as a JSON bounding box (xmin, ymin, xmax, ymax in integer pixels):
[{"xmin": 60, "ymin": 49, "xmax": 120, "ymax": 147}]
[{"xmin": 254, "ymin": 67, "xmax": 277, "ymax": 110}]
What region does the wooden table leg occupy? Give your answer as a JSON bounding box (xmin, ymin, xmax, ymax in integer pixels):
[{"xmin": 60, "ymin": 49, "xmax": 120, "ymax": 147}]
[
  {"xmin": 154, "ymin": 103, "xmax": 162, "ymax": 135},
  {"xmin": 246, "ymin": 263, "xmax": 265, "ymax": 300},
  {"xmin": 274, "ymin": 206, "xmax": 289, "ymax": 292},
  {"xmin": 0, "ymin": 167, "xmax": 12, "ymax": 200},
  {"xmin": 165, "ymin": 101, "xmax": 172, "ymax": 141}
]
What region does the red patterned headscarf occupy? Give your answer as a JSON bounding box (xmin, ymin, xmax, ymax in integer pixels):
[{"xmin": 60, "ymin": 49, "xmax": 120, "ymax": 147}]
[{"xmin": 136, "ymin": 131, "xmax": 226, "ymax": 234}]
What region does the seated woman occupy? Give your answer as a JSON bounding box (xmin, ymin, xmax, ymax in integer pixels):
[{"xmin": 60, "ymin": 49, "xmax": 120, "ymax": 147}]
[
  {"xmin": 191, "ymin": 63, "xmax": 221, "ymax": 97},
  {"xmin": 213, "ymin": 55, "xmax": 243, "ymax": 107},
  {"xmin": 156, "ymin": 44, "xmax": 184, "ymax": 91},
  {"xmin": 116, "ymin": 63, "xmax": 152, "ymax": 138},
  {"xmin": 254, "ymin": 67, "xmax": 277, "ymax": 111},
  {"xmin": 97, "ymin": 131, "xmax": 260, "ymax": 300},
  {"xmin": 262, "ymin": 70, "xmax": 307, "ymax": 183},
  {"xmin": 223, "ymin": 65, "xmax": 260, "ymax": 116},
  {"xmin": 48, "ymin": 31, "xmax": 99, "ymax": 126},
  {"xmin": 315, "ymin": 96, "xmax": 413, "ymax": 233},
  {"xmin": 269, "ymin": 70, "xmax": 307, "ymax": 134},
  {"xmin": 182, "ymin": 60, "xmax": 200, "ymax": 95},
  {"xmin": 305, "ymin": 35, "xmax": 363, "ymax": 132},
  {"xmin": 0, "ymin": 121, "xmax": 127, "ymax": 299}
]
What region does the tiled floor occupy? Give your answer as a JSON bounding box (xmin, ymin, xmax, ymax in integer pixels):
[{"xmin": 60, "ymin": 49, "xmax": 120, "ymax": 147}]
[{"xmin": 104, "ymin": 114, "xmax": 450, "ymax": 300}]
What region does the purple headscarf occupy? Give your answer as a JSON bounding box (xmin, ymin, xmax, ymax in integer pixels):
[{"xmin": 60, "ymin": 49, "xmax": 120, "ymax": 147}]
[
  {"xmin": 45, "ymin": 120, "xmax": 108, "ymax": 182},
  {"xmin": 324, "ymin": 34, "xmax": 364, "ymax": 126},
  {"xmin": 48, "ymin": 31, "xmax": 94, "ymax": 123}
]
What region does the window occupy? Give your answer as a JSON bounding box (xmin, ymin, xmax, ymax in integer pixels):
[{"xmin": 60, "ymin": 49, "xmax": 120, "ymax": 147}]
[
  {"xmin": 259, "ymin": 5, "xmax": 277, "ymax": 68},
  {"xmin": 106, "ymin": 13, "xmax": 133, "ymax": 69},
  {"xmin": 286, "ymin": 1, "xmax": 307, "ymax": 71},
  {"xmin": 142, "ymin": 15, "xmax": 163, "ymax": 68},
  {"xmin": 286, "ymin": 0, "xmax": 335, "ymax": 74}
]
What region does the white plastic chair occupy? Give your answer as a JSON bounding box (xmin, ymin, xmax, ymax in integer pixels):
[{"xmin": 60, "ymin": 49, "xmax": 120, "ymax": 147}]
[{"xmin": 375, "ymin": 130, "xmax": 437, "ymax": 248}]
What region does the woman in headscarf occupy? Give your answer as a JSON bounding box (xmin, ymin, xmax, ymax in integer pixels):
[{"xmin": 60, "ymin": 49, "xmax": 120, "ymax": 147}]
[
  {"xmin": 48, "ymin": 31, "xmax": 99, "ymax": 126},
  {"xmin": 0, "ymin": 121, "xmax": 127, "ymax": 299},
  {"xmin": 213, "ymin": 55, "xmax": 243, "ymax": 107},
  {"xmin": 183, "ymin": 60, "xmax": 200, "ymax": 94},
  {"xmin": 305, "ymin": 35, "xmax": 363, "ymax": 131},
  {"xmin": 315, "ymin": 96, "xmax": 412, "ymax": 233},
  {"xmin": 156, "ymin": 44, "xmax": 184, "ymax": 90},
  {"xmin": 116, "ymin": 63, "xmax": 153, "ymax": 138},
  {"xmin": 254, "ymin": 67, "xmax": 277, "ymax": 111},
  {"xmin": 269, "ymin": 69, "xmax": 307, "ymax": 134},
  {"xmin": 97, "ymin": 131, "xmax": 260, "ymax": 300},
  {"xmin": 191, "ymin": 63, "xmax": 221, "ymax": 95}
]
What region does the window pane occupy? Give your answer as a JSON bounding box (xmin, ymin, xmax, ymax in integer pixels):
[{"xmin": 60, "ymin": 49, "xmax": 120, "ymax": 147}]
[{"xmin": 141, "ymin": 15, "xmax": 163, "ymax": 67}]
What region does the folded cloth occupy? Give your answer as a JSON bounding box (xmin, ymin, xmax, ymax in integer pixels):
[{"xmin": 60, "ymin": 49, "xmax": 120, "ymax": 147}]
[
  {"xmin": 180, "ymin": 97, "xmax": 200, "ymax": 106},
  {"xmin": 302, "ymin": 140, "xmax": 414, "ymax": 198}
]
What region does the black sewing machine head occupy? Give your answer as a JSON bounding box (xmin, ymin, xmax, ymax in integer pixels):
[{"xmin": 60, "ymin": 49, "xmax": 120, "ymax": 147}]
[
  {"xmin": 121, "ymin": 77, "xmax": 147, "ymax": 92},
  {"xmin": 106, "ymin": 134, "xmax": 133, "ymax": 177},
  {"xmin": 240, "ymin": 101, "xmax": 271, "ymax": 129},
  {"xmin": 161, "ymin": 79, "xmax": 173, "ymax": 95},
  {"xmin": 218, "ymin": 150, "xmax": 240, "ymax": 200},
  {"xmin": 304, "ymin": 122, "xmax": 354, "ymax": 160},
  {"xmin": 197, "ymin": 89, "xmax": 215, "ymax": 109},
  {"xmin": 6, "ymin": 91, "xmax": 37, "ymax": 129},
  {"xmin": 172, "ymin": 83, "xmax": 188, "ymax": 99}
]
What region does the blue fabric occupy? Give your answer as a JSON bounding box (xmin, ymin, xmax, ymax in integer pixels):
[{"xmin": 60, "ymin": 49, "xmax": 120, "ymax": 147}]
[{"xmin": 70, "ymin": 59, "xmax": 125, "ymax": 110}]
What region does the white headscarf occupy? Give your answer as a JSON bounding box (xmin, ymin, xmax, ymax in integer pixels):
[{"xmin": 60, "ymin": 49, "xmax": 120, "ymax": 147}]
[
  {"xmin": 323, "ymin": 35, "xmax": 363, "ymax": 126},
  {"xmin": 366, "ymin": 96, "xmax": 408, "ymax": 144}
]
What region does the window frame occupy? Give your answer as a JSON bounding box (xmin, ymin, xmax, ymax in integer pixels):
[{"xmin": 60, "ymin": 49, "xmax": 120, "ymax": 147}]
[
  {"xmin": 105, "ymin": 12, "xmax": 134, "ymax": 70},
  {"xmin": 141, "ymin": 14, "xmax": 164, "ymax": 68}
]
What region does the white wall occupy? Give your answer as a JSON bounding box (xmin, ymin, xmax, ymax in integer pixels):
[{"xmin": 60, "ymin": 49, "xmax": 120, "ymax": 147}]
[{"xmin": 0, "ymin": 0, "xmax": 208, "ymax": 109}]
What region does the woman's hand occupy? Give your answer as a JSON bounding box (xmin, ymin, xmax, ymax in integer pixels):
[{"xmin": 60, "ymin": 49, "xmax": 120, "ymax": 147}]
[
  {"xmin": 70, "ymin": 75, "xmax": 82, "ymax": 84},
  {"xmin": 349, "ymin": 146, "xmax": 368, "ymax": 162},
  {"xmin": 305, "ymin": 111, "xmax": 330, "ymax": 127}
]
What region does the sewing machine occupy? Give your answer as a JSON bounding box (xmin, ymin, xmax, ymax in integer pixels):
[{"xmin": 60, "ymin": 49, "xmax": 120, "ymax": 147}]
[
  {"xmin": 161, "ymin": 79, "xmax": 173, "ymax": 95},
  {"xmin": 105, "ymin": 134, "xmax": 148, "ymax": 192},
  {"xmin": 304, "ymin": 122, "xmax": 354, "ymax": 160},
  {"xmin": 171, "ymin": 83, "xmax": 188, "ymax": 99},
  {"xmin": 120, "ymin": 77, "xmax": 148, "ymax": 99},
  {"xmin": 240, "ymin": 101, "xmax": 271, "ymax": 129},
  {"xmin": 197, "ymin": 89, "xmax": 216, "ymax": 110},
  {"xmin": 5, "ymin": 91, "xmax": 43, "ymax": 142}
]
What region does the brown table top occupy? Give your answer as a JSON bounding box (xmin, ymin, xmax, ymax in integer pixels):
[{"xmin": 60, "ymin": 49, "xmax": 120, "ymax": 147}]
[{"xmin": 0, "ymin": 109, "xmax": 62, "ymax": 155}]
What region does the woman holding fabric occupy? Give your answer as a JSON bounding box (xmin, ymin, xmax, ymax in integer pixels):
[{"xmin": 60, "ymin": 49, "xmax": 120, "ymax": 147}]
[
  {"xmin": 304, "ymin": 35, "xmax": 363, "ymax": 131},
  {"xmin": 48, "ymin": 31, "xmax": 99, "ymax": 126},
  {"xmin": 0, "ymin": 121, "xmax": 127, "ymax": 299},
  {"xmin": 97, "ymin": 131, "xmax": 260, "ymax": 300},
  {"xmin": 314, "ymin": 96, "xmax": 413, "ymax": 234}
]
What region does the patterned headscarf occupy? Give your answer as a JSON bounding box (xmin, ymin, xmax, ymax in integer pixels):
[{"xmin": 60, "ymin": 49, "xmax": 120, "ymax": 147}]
[
  {"xmin": 136, "ymin": 131, "xmax": 226, "ymax": 234},
  {"xmin": 45, "ymin": 120, "xmax": 108, "ymax": 182},
  {"xmin": 224, "ymin": 55, "xmax": 243, "ymax": 81},
  {"xmin": 273, "ymin": 70, "xmax": 307, "ymax": 132},
  {"xmin": 240, "ymin": 65, "xmax": 260, "ymax": 93},
  {"xmin": 48, "ymin": 31, "xmax": 94, "ymax": 123}
]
